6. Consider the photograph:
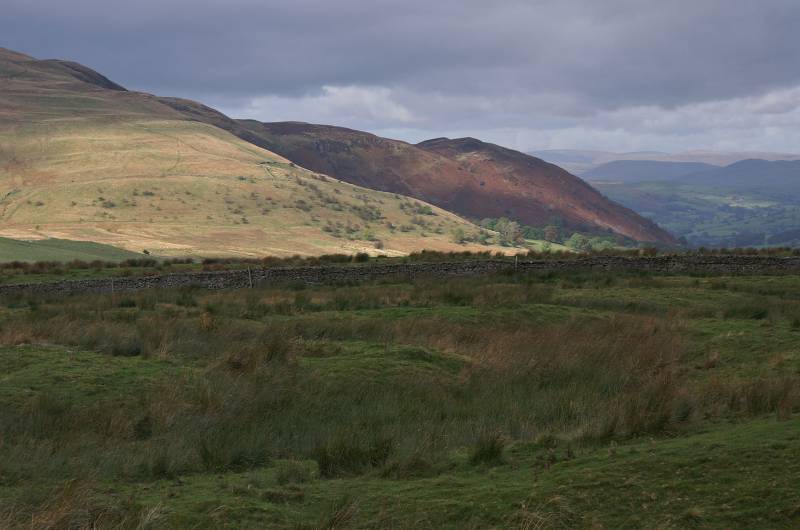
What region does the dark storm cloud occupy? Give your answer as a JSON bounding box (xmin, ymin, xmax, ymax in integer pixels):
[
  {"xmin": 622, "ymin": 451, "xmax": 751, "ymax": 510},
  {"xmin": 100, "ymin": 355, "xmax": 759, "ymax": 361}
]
[{"xmin": 3, "ymin": 0, "xmax": 800, "ymax": 151}]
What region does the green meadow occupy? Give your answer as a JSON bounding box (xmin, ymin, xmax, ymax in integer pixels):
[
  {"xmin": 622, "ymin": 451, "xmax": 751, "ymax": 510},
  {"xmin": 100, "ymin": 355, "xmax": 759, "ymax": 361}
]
[
  {"xmin": 0, "ymin": 237, "xmax": 143, "ymax": 263},
  {"xmin": 1, "ymin": 270, "xmax": 799, "ymax": 528}
]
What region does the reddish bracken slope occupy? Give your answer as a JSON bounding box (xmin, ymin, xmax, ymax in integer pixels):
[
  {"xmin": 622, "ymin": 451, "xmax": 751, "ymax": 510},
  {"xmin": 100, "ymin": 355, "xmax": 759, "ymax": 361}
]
[
  {"xmin": 417, "ymin": 137, "xmax": 677, "ymax": 243},
  {"xmin": 222, "ymin": 121, "xmax": 676, "ymax": 243}
]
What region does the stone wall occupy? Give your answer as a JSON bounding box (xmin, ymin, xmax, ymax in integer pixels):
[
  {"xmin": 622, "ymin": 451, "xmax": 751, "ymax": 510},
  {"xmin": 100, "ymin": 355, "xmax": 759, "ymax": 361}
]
[{"xmin": 2, "ymin": 255, "xmax": 800, "ymax": 296}]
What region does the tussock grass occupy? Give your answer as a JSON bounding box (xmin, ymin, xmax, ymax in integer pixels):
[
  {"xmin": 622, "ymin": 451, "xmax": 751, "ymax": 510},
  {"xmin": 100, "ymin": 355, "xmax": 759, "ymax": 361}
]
[
  {"xmin": 1, "ymin": 270, "xmax": 799, "ymax": 527},
  {"xmin": 469, "ymin": 432, "xmax": 507, "ymax": 466},
  {"xmin": 0, "ymin": 479, "xmax": 166, "ymax": 530}
]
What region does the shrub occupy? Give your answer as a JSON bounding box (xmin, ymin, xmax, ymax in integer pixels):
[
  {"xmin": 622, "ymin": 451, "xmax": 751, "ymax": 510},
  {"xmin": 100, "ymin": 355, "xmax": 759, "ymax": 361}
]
[
  {"xmin": 275, "ymin": 460, "xmax": 314, "ymax": 485},
  {"xmin": 723, "ymin": 301, "xmax": 769, "ymax": 320},
  {"xmin": 469, "ymin": 433, "xmax": 506, "ymax": 466},
  {"xmin": 312, "ymin": 436, "xmax": 394, "ymax": 478}
]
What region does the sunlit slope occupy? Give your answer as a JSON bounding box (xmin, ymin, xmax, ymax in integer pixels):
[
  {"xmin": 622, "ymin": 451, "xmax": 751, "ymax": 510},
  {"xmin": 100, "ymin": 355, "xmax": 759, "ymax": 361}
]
[{"xmin": 0, "ymin": 48, "xmax": 504, "ymax": 257}]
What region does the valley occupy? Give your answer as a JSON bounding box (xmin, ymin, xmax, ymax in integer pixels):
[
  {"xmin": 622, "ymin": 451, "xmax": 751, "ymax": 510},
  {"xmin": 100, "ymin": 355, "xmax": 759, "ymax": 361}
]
[{"xmin": 579, "ymin": 159, "xmax": 800, "ymax": 248}]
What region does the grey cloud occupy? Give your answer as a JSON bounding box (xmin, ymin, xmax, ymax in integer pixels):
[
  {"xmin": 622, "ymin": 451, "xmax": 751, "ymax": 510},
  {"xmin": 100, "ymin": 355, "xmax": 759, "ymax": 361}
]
[{"xmin": 3, "ymin": 0, "xmax": 800, "ymax": 151}]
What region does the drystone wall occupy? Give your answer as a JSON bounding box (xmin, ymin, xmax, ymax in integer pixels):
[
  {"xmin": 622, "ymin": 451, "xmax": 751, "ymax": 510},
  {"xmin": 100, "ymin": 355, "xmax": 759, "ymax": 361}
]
[{"xmin": 2, "ymin": 255, "xmax": 800, "ymax": 296}]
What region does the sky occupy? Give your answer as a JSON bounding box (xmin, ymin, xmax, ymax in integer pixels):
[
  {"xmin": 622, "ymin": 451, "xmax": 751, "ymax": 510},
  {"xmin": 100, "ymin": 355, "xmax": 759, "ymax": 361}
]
[{"xmin": 3, "ymin": 0, "xmax": 800, "ymax": 153}]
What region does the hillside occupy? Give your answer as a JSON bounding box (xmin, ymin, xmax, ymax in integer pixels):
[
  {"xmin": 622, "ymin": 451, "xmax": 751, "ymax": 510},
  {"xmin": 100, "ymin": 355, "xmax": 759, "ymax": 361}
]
[
  {"xmin": 0, "ymin": 48, "xmax": 508, "ymax": 257},
  {"xmin": 417, "ymin": 137, "xmax": 677, "ymax": 243},
  {"xmin": 197, "ymin": 120, "xmax": 676, "ymax": 244}
]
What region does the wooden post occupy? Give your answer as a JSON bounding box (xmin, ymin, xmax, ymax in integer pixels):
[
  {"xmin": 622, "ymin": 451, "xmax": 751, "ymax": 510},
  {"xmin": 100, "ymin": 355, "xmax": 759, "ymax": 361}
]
[{"xmin": 247, "ymin": 267, "xmax": 253, "ymax": 288}]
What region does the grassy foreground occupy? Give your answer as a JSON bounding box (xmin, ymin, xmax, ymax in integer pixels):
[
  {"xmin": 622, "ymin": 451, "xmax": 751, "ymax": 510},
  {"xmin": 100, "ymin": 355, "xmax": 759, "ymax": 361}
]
[{"xmin": 1, "ymin": 271, "xmax": 799, "ymax": 528}]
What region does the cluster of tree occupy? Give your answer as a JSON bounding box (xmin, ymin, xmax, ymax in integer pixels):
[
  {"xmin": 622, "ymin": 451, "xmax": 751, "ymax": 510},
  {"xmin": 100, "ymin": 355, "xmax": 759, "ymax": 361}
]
[
  {"xmin": 563, "ymin": 233, "xmax": 618, "ymax": 252},
  {"xmin": 450, "ymin": 226, "xmax": 491, "ymax": 245},
  {"xmin": 448, "ymin": 217, "xmax": 625, "ymax": 251},
  {"xmin": 477, "ymin": 218, "xmax": 562, "ymax": 246}
]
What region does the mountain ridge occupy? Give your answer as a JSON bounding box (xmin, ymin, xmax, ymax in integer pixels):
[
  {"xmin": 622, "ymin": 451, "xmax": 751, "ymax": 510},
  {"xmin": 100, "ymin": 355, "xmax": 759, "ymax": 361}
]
[
  {"xmin": 534, "ymin": 148, "xmax": 800, "ymax": 175},
  {"xmin": 207, "ymin": 121, "xmax": 677, "ymax": 244},
  {"xmin": 153, "ymin": 93, "xmax": 676, "ymax": 244}
]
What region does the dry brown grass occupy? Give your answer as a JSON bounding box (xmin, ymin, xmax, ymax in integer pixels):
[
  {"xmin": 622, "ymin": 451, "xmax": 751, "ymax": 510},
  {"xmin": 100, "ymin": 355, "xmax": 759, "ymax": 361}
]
[{"xmin": 0, "ymin": 480, "xmax": 166, "ymax": 530}]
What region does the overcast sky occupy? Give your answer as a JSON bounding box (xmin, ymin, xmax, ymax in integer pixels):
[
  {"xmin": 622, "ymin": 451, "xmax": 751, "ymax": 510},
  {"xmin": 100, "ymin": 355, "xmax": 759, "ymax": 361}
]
[{"xmin": 4, "ymin": 0, "xmax": 800, "ymax": 153}]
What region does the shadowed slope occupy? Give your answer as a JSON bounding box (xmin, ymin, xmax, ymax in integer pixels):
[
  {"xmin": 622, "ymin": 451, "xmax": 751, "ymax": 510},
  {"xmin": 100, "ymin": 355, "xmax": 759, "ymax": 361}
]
[{"xmin": 418, "ymin": 137, "xmax": 677, "ymax": 243}]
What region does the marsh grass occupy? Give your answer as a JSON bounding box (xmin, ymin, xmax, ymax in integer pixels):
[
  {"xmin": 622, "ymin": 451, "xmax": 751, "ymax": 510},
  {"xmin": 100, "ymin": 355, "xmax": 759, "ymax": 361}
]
[
  {"xmin": 0, "ymin": 479, "xmax": 166, "ymax": 530},
  {"xmin": 2, "ymin": 270, "xmax": 800, "ymax": 527}
]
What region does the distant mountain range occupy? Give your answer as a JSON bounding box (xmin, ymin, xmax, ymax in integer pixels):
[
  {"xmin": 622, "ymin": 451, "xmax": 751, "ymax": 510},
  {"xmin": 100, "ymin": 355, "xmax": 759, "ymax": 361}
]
[
  {"xmin": 586, "ymin": 158, "xmax": 800, "ymax": 191},
  {"xmin": 686, "ymin": 159, "xmax": 800, "ymax": 193},
  {"xmin": 584, "ymin": 161, "xmax": 718, "ymax": 183},
  {"xmin": 534, "ymin": 149, "xmax": 800, "ymax": 175}
]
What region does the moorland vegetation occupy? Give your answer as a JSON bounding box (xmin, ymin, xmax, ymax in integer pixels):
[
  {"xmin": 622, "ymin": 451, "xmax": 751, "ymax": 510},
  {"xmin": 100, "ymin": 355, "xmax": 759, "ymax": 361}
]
[{"xmin": 1, "ymin": 266, "xmax": 799, "ymax": 528}]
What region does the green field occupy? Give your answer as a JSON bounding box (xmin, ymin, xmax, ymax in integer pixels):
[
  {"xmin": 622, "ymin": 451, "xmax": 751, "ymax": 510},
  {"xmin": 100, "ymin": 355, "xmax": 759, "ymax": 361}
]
[
  {"xmin": 0, "ymin": 237, "xmax": 145, "ymax": 263},
  {"xmin": 1, "ymin": 270, "xmax": 799, "ymax": 528}
]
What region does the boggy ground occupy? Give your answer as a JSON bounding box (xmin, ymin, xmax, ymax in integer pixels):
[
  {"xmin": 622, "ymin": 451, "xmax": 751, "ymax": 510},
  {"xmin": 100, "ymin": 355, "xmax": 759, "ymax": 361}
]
[{"xmin": 0, "ymin": 271, "xmax": 799, "ymax": 528}]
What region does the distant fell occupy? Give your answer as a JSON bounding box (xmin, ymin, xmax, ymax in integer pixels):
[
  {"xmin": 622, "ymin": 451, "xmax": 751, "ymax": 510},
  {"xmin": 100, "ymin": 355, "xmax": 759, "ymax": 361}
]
[
  {"xmin": 691, "ymin": 159, "xmax": 800, "ymax": 193},
  {"xmin": 533, "ymin": 149, "xmax": 800, "ymax": 174},
  {"xmin": 584, "ymin": 160, "xmax": 718, "ymax": 182}
]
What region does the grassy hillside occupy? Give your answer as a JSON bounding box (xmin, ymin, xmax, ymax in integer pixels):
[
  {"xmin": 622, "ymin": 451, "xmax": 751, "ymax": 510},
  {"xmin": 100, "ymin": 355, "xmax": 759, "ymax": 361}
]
[
  {"xmin": 1, "ymin": 270, "xmax": 799, "ymax": 528},
  {"xmin": 154, "ymin": 100, "xmax": 676, "ymax": 245},
  {"xmin": 0, "ymin": 236, "xmax": 143, "ymax": 262},
  {"xmin": 0, "ymin": 48, "xmax": 515, "ymax": 257}
]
